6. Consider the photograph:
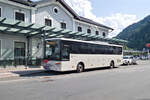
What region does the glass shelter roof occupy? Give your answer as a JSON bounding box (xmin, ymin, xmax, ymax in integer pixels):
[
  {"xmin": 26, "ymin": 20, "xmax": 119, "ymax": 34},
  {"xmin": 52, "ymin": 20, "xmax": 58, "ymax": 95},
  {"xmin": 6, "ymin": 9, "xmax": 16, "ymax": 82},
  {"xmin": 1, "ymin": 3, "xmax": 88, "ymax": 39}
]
[{"xmin": 0, "ymin": 17, "xmax": 127, "ymax": 45}]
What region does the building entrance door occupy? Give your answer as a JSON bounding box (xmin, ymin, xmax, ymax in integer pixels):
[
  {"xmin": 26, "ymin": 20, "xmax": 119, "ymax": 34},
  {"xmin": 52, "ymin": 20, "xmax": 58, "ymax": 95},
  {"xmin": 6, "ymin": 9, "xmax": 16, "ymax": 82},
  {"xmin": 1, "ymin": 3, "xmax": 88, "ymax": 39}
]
[{"xmin": 14, "ymin": 42, "xmax": 26, "ymax": 65}]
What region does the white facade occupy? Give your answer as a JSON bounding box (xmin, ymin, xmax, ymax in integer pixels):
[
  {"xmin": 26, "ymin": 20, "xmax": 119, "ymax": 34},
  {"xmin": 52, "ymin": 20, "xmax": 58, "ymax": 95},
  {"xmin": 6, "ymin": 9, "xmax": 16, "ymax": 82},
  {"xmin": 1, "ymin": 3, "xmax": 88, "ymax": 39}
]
[
  {"xmin": 0, "ymin": 0, "xmax": 113, "ymax": 67},
  {"xmin": 0, "ymin": 0, "xmax": 112, "ymax": 37},
  {"xmin": 0, "ymin": 1, "xmax": 31, "ymax": 23},
  {"xmin": 34, "ymin": 1, "xmax": 111, "ymax": 37},
  {"xmin": 74, "ymin": 21, "xmax": 109, "ymax": 37},
  {"xmin": 35, "ymin": 2, "xmax": 74, "ymax": 30}
]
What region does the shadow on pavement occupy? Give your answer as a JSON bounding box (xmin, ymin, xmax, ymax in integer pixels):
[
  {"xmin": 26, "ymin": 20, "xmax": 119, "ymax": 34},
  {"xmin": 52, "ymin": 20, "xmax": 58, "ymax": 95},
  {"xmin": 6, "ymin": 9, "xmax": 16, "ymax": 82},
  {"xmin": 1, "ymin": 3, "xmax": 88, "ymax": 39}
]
[
  {"xmin": 18, "ymin": 66, "xmax": 118, "ymax": 78},
  {"xmin": 120, "ymin": 63, "xmax": 138, "ymax": 66},
  {"xmin": 10, "ymin": 69, "xmax": 45, "ymax": 76}
]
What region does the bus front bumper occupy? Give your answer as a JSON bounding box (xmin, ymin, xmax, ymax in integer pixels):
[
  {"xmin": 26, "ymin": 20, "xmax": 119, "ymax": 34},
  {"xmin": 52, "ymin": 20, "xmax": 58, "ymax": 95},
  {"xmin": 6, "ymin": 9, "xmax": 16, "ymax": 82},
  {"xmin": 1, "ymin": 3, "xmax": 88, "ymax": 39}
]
[{"xmin": 43, "ymin": 62, "xmax": 61, "ymax": 71}]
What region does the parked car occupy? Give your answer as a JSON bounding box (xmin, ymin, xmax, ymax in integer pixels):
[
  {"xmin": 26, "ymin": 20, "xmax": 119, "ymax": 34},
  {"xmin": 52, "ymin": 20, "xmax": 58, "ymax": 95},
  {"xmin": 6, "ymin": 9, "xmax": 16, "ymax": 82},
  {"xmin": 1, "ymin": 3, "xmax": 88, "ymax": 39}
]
[
  {"xmin": 140, "ymin": 56, "xmax": 149, "ymax": 60},
  {"xmin": 123, "ymin": 56, "xmax": 137, "ymax": 65}
]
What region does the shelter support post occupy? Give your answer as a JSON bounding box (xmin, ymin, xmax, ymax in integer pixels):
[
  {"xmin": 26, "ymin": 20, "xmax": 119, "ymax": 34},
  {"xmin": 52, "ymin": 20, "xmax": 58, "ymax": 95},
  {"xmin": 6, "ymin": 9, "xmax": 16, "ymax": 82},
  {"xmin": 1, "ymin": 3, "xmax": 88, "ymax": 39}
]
[
  {"xmin": 43, "ymin": 30, "xmax": 46, "ymax": 59},
  {"xmin": 26, "ymin": 36, "xmax": 30, "ymax": 67}
]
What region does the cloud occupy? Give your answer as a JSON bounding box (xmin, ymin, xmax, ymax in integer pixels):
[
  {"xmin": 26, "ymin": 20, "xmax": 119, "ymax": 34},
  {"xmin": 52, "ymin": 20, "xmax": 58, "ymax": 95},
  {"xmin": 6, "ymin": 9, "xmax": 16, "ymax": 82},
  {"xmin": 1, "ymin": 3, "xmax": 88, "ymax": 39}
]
[
  {"xmin": 65, "ymin": 0, "xmax": 138, "ymax": 38},
  {"xmin": 65, "ymin": 0, "xmax": 98, "ymax": 21},
  {"xmin": 98, "ymin": 13, "xmax": 138, "ymax": 37}
]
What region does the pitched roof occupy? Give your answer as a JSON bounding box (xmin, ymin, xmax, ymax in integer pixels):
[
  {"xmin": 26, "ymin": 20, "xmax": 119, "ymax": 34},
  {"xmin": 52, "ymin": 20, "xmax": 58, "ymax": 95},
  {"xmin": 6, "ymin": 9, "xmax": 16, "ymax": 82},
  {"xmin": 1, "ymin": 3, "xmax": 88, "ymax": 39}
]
[
  {"xmin": 8, "ymin": 0, "xmax": 36, "ymax": 7},
  {"xmin": 8, "ymin": 0, "xmax": 113, "ymax": 30},
  {"xmin": 33, "ymin": 0, "xmax": 53, "ymax": 4},
  {"xmin": 35, "ymin": 0, "xmax": 113, "ymax": 30},
  {"xmin": 78, "ymin": 16, "xmax": 113, "ymax": 30}
]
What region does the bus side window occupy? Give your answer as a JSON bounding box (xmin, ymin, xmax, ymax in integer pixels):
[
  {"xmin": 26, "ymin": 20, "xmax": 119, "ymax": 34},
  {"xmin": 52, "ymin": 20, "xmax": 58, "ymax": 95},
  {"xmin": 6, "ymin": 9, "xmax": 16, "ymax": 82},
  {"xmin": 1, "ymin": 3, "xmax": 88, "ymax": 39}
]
[{"xmin": 61, "ymin": 45, "xmax": 70, "ymax": 60}]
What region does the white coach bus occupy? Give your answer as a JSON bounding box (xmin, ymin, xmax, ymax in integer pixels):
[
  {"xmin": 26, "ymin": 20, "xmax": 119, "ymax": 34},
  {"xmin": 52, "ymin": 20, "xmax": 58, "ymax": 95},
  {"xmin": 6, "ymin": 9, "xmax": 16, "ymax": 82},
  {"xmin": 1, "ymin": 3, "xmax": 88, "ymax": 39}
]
[{"xmin": 43, "ymin": 38, "xmax": 123, "ymax": 72}]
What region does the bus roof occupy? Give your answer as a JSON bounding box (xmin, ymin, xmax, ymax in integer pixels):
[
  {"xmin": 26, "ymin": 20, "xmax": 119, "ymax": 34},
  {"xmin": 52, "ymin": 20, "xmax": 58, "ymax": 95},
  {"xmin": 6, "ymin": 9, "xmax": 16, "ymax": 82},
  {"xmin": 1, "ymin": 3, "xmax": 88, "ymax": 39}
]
[{"xmin": 46, "ymin": 38, "xmax": 123, "ymax": 47}]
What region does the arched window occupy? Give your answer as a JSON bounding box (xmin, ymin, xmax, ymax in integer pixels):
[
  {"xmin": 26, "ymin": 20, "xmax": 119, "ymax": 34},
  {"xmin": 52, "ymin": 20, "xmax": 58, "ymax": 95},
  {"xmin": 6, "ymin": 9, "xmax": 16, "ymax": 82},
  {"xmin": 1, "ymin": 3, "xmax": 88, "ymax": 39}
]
[
  {"xmin": 103, "ymin": 32, "xmax": 106, "ymax": 37},
  {"xmin": 61, "ymin": 22, "xmax": 66, "ymax": 29},
  {"xmin": 87, "ymin": 29, "xmax": 91, "ymax": 34},
  {"xmin": 96, "ymin": 31, "xmax": 99, "ymax": 35},
  {"xmin": 78, "ymin": 26, "xmax": 82, "ymax": 32},
  {"xmin": 45, "ymin": 19, "xmax": 52, "ymax": 26}
]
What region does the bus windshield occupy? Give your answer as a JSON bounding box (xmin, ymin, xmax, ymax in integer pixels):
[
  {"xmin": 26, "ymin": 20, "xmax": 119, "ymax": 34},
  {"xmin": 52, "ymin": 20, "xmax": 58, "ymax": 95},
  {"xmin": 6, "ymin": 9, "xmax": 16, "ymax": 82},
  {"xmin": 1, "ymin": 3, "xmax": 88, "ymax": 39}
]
[{"xmin": 45, "ymin": 41, "xmax": 60, "ymax": 60}]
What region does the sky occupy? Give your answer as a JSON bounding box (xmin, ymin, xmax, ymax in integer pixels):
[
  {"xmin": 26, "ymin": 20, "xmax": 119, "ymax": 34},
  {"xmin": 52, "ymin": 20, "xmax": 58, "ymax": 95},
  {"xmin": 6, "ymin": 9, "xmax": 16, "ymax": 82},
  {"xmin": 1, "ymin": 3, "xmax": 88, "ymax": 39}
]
[{"xmin": 32, "ymin": 0, "xmax": 150, "ymax": 37}]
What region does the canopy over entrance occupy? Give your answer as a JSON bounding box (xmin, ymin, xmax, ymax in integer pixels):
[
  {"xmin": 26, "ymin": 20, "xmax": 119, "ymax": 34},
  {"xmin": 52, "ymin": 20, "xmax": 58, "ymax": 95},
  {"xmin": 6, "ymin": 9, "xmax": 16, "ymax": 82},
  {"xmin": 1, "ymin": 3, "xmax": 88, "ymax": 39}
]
[{"xmin": 0, "ymin": 17, "xmax": 127, "ymax": 45}]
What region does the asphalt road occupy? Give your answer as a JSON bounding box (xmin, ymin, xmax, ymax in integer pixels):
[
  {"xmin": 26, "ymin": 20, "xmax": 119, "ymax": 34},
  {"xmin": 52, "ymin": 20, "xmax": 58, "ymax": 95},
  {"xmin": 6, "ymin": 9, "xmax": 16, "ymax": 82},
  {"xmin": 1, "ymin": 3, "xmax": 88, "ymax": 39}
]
[{"xmin": 0, "ymin": 60, "xmax": 150, "ymax": 100}]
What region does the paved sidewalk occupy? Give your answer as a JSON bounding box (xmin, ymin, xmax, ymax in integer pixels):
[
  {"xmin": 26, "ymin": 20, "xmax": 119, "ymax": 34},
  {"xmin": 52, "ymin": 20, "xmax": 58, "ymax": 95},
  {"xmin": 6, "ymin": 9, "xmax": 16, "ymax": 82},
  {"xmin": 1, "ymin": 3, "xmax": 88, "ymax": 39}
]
[{"xmin": 0, "ymin": 67, "xmax": 45, "ymax": 79}]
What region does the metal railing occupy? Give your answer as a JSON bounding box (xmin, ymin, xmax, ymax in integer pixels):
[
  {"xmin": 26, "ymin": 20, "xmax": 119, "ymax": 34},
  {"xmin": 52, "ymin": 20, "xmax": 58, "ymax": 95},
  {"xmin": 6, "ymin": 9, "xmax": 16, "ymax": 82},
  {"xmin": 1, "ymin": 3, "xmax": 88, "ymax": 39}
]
[{"xmin": 0, "ymin": 57, "xmax": 43, "ymax": 68}]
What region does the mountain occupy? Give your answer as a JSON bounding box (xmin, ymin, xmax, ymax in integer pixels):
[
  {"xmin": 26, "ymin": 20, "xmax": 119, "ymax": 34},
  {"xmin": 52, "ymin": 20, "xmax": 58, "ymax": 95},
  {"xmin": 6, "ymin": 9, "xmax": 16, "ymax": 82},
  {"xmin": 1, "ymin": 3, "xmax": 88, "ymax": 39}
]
[{"xmin": 116, "ymin": 15, "xmax": 150, "ymax": 50}]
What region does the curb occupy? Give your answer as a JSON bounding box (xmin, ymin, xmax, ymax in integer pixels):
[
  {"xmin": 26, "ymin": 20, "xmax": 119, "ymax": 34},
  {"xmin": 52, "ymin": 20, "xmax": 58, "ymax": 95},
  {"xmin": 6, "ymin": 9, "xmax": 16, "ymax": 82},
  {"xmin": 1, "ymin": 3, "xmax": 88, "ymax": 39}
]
[
  {"xmin": 0, "ymin": 73, "xmax": 19, "ymax": 80},
  {"xmin": 0, "ymin": 70, "xmax": 45, "ymax": 80}
]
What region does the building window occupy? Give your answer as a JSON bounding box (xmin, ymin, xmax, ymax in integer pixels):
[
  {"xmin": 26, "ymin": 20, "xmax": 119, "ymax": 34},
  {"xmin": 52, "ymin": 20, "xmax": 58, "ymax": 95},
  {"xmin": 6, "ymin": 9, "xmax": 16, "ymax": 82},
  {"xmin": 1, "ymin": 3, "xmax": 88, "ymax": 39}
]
[
  {"xmin": 96, "ymin": 31, "xmax": 99, "ymax": 35},
  {"xmin": 15, "ymin": 12, "xmax": 25, "ymax": 21},
  {"xmin": 0, "ymin": 7, "xmax": 1, "ymax": 17},
  {"xmin": 45, "ymin": 19, "xmax": 52, "ymax": 26},
  {"xmin": 0, "ymin": 40, "xmax": 1, "ymax": 58},
  {"xmin": 103, "ymin": 32, "xmax": 106, "ymax": 37},
  {"xmin": 61, "ymin": 22, "xmax": 66, "ymax": 29},
  {"xmin": 87, "ymin": 29, "xmax": 91, "ymax": 34},
  {"xmin": 78, "ymin": 26, "xmax": 82, "ymax": 32},
  {"xmin": 53, "ymin": 7, "xmax": 59, "ymax": 14},
  {"xmin": 14, "ymin": 42, "xmax": 25, "ymax": 58}
]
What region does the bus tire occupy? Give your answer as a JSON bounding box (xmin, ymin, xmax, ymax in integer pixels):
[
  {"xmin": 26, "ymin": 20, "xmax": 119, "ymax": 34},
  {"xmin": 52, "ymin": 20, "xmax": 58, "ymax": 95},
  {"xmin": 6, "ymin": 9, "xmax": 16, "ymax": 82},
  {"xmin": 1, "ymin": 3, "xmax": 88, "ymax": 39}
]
[
  {"xmin": 110, "ymin": 61, "xmax": 115, "ymax": 69},
  {"xmin": 77, "ymin": 63, "xmax": 84, "ymax": 73}
]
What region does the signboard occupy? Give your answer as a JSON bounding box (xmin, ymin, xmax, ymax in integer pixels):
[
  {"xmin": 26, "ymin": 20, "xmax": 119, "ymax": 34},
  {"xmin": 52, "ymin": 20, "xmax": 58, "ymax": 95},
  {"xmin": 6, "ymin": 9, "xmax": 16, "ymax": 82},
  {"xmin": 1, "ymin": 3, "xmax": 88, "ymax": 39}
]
[{"xmin": 146, "ymin": 43, "xmax": 150, "ymax": 48}]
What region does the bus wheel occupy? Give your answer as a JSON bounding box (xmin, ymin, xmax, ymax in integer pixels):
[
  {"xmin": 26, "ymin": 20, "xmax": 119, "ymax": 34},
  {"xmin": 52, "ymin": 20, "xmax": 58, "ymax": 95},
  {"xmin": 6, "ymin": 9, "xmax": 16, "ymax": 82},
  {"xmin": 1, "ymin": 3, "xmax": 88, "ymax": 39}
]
[
  {"xmin": 77, "ymin": 63, "xmax": 84, "ymax": 73},
  {"xmin": 110, "ymin": 61, "xmax": 115, "ymax": 69}
]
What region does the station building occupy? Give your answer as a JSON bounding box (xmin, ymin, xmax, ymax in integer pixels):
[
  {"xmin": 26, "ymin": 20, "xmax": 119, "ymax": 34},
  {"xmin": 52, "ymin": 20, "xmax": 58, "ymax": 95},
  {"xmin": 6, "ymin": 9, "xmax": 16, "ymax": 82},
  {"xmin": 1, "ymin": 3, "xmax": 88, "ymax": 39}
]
[{"xmin": 0, "ymin": 0, "xmax": 125, "ymax": 68}]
